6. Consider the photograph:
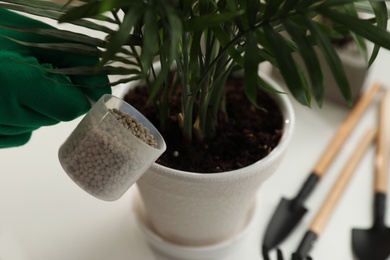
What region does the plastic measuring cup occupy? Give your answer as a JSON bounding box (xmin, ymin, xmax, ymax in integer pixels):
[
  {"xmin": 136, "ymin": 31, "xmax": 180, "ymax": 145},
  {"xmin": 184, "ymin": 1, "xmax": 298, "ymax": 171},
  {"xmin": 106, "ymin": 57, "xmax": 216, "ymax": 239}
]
[{"xmin": 58, "ymin": 94, "xmax": 166, "ymax": 201}]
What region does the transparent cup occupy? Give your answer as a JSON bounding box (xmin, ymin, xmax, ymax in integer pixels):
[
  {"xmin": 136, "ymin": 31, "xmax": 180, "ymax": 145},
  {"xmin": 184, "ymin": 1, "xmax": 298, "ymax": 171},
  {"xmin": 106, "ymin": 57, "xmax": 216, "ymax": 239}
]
[{"xmin": 58, "ymin": 94, "xmax": 166, "ymax": 201}]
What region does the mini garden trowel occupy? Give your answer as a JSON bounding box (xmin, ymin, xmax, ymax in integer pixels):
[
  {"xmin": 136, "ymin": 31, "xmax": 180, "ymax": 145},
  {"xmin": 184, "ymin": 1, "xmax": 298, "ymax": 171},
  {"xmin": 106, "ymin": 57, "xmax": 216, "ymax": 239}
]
[
  {"xmin": 265, "ymin": 128, "xmax": 377, "ymax": 260},
  {"xmin": 262, "ymin": 83, "xmax": 381, "ymax": 259},
  {"xmin": 291, "ymin": 128, "xmax": 376, "ymax": 259}
]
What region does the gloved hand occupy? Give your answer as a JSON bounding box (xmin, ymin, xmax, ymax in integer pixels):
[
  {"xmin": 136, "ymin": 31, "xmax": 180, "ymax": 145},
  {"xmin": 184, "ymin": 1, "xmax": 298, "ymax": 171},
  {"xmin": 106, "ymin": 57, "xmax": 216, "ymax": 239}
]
[{"xmin": 0, "ymin": 8, "xmax": 111, "ymax": 148}]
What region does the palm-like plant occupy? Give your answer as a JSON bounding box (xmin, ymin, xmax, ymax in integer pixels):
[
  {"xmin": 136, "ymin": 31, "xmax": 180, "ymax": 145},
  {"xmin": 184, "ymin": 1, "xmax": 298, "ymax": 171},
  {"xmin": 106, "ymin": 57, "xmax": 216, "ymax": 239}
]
[{"xmin": 1, "ymin": 0, "xmax": 389, "ymax": 143}]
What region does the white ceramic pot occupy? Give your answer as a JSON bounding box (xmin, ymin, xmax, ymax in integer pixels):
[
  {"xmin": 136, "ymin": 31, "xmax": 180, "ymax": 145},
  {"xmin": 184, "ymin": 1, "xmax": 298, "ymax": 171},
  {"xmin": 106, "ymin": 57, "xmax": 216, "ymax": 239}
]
[
  {"xmin": 114, "ymin": 69, "xmax": 295, "ymax": 247},
  {"xmin": 131, "ymin": 187, "xmax": 260, "ymax": 260}
]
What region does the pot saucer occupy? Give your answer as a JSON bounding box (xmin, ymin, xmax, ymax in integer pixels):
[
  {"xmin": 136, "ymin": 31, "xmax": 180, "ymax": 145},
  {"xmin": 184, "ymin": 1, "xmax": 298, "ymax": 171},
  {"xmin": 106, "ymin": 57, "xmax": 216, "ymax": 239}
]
[{"xmin": 132, "ymin": 188, "xmax": 260, "ymax": 260}]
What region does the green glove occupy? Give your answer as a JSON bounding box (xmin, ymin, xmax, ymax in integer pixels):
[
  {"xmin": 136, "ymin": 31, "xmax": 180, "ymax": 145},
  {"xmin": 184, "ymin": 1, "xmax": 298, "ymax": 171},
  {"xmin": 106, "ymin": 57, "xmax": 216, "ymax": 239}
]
[{"xmin": 0, "ymin": 8, "xmax": 111, "ymax": 148}]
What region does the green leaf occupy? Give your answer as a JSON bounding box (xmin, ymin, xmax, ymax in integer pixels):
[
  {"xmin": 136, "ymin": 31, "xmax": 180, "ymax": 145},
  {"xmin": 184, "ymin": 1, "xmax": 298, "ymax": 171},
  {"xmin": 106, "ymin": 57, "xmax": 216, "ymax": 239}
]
[
  {"xmin": 316, "ymin": 0, "xmax": 388, "ymax": 9},
  {"xmin": 318, "ymin": 7, "xmax": 390, "ymax": 50},
  {"xmin": 312, "ymin": 21, "xmax": 345, "ymax": 41},
  {"xmin": 101, "ymin": 4, "xmax": 144, "ymax": 65},
  {"xmin": 244, "ymin": 31, "xmax": 260, "ymax": 107},
  {"xmin": 43, "ymin": 66, "xmax": 141, "ymax": 76},
  {"xmin": 141, "ymin": 7, "xmax": 158, "ymax": 73},
  {"xmin": 185, "ymin": 11, "xmax": 243, "ymax": 32},
  {"xmin": 280, "ymin": 0, "xmax": 300, "ymax": 16},
  {"xmin": 368, "ymin": 1, "xmax": 388, "ymax": 67},
  {"xmin": 342, "ymin": 3, "xmax": 368, "ymax": 64},
  {"xmin": 58, "ymin": 0, "xmax": 136, "ymax": 23},
  {"xmin": 254, "ymin": 30, "xmax": 277, "ymax": 64},
  {"xmin": 0, "ymin": 34, "xmax": 101, "ymax": 56},
  {"xmin": 164, "ymin": 6, "xmax": 182, "ymax": 63},
  {"xmin": 263, "ymin": 24, "xmax": 311, "ymax": 106},
  {"xmin": 262, "ymin": 0, "xmax": 284, "ymax": 21},
  {"xmin": 0, "ymin": 2, "xmax": 115, "ymax": 34},
  {"xmin": 189, "ymin": 31, "xmax": 203, "ymax": 78},
  {"xmin": 302, "ymin": 14, "xmax": 352, "ymax": 105},
  {"xmin": 211, "ymin": 26, "xmax": 244, "ymax": 65},
  {"xmin": 2, "ymin": 0, "xmax": 71, "ymax": 12},
  {"xmin": 355, "ymin": 2, "xmax": 390, "ymax": 15},
  {"xmin": 109, "ymin": 75, "xmax": 143, "ymax": 87},
  {"xmin": 257, "ymin": 75, "xmax": 280, "ymax": 94},
  {"xmin": 0, "ymin": 23, "xmax": 105, "ymax": 47},
  {"xmin": 147, "ymin": 62, "xmax": 172, "ymax": 104},
  {"xmin": 283, "ymin": 18, "xmax": 325, "ymax": 106},
  {"xmin": 246, "ymin": 0, "xmax": 260, "ymax": 25}
]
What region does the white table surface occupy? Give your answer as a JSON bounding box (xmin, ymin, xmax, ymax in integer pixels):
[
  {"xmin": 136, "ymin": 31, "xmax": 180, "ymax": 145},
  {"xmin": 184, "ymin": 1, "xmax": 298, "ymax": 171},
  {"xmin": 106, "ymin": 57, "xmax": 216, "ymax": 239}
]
[{"xmin": 1, "ymin": 16, "xmax": 390, "ymax": 260}]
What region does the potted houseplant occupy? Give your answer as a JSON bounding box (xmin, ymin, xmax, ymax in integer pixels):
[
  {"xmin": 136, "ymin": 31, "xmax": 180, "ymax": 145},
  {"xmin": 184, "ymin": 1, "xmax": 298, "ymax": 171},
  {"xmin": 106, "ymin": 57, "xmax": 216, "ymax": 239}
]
[{"xmin": 2, "ymin": 0, "xmax": 390, "ymax": 251}]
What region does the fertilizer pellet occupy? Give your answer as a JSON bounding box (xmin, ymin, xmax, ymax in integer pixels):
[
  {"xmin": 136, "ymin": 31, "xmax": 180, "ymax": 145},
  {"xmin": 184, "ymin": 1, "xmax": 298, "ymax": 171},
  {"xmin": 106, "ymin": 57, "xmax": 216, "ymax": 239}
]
[
  {"xmin": 109, "ymin": 109, "xmax": 158, "ymax": 148},
  {"xmin": 59, "ymin": 108, "xmax": 159, "ymax": 200}
]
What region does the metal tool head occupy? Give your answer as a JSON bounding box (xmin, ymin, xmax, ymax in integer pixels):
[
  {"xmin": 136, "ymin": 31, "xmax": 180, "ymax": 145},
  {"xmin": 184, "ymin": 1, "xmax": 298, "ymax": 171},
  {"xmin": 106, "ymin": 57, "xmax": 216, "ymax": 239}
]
[
  {"xmin": 352, "ymin": 226, "xmax": 390, "ymax": 260},
  {"xmin": 263, "ymin": 248, "xmax": 313, "ymax": 260},
  {"xmin": 262, "ymin": 248, "xmax": 287, "ymax": 260},
  {"xmin": 291, "ymin": 252, "xmax": 313, "ymax": 260},
  {"xmin": 262, "ymin": 197, "xmax": 308, "ymax": 251}
]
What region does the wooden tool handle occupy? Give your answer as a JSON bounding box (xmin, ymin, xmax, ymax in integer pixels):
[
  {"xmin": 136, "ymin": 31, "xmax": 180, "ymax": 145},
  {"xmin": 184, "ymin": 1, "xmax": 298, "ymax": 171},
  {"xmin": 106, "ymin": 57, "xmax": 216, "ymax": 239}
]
[
  {"xmin": 313, "ymin": 83, "xmax": 381, "ymax": 177},
  {"xmin": 310, "ymin": 128, "xmax": 377, "ymax": 235},
  {"xmin": 375, "ymin": 89, "xmax": 389, "ymax": 193}
]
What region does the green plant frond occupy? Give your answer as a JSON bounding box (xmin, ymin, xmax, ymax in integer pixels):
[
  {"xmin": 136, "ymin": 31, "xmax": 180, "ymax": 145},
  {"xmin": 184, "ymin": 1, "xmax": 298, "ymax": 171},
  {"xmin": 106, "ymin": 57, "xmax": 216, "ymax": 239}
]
[
  {"xmin": 262, "ymin": 0, "xmax": 284, "ymax": 22},
  {"xmin": 100, "ymin": 3, "xmax": 144, "ymax": 66},
  {"xmin": 0, "ymin": 2, "xmax": 61, "ymax": 20},
  {"xmin": 197, "ymin": 66, "xmax": 233, "ymax": 141},
  {"xmin": 108, "ymin": 75, "xmax": 143, "ymax": 87},
  {"xmin": 312, "ymin": 19, "xmax": 345, "ymax": 41},
  {"xmin": 0, "ymin": 34, "xmax": 102, "ymax": 56},
  {"xmin": 58, "ymin": 0, "xmax": 137, "ymax": 23},
  {"xmin": 342, "ymin": 3, "xmax": 368, "ymax": 64},
  {"xmin": 146, "ymin": 62, "xmax": 172, "ymax": 105},
  {"xmin": 298, "ymin": 0, "xmax": 321, "ymax": 9},
  {"xmin": 317, "ymin": 0, "xmax": 389, "ymax": 9},
  {"xmin": 210, "ymin": 26, "xmax": 244, "ymax": 65},
  {"xmin": 257, "ymin": 75, "xmax": 282, "ymax": 95},
  {"xmin": 246, "ymin": 0, "xmax": 260, "ymax": 26},
  {"xmin": 43, "ymin": 66, "xmax": 141, "ymax": 76},
  {"xmin": 141, "ymin": 7, "xmax": 159, "ymax": 74},
  {"xmin": 254, "ymin": 30, "xmax": 277, "ymax": 64},
  {"xmin": 355, "ymin": 1, "xmax": 390, "ymax": 15},
  {"xmin": 303, "ymin": 13, "xmax": 352, "ymax": 106},
  {"xmin": 283, "ymin": 18, "xmax": 325, "ymax": 107},
  {"xmin": 1, "ymin": 0, "xmax": 71, "ymax": 12},
  {"xmin": 258, "ymin": 48, "xmax": 277, "ymax": 66},
  {"xmin": 163, "ymin": 6, "xmax": 183, "ymax": 64},
  {"xmin": 263, "ymin": 24, "xmax": 311, "ymax": 106},
  {"xmin": 0, "ymin": 2, "xmax": 115, "ymax": 34},
  {"xmin": 280, "ymin": 0, "xmax": 300, "ymax": 16},
  {"xmin": 12, "ymin": 57, "xmax": 141, "ymax": 87},
  {"xmin": 318, "ymin": 6, "xmax": 390, "ymax": 50},
  {"xmin": 0, "ymin": 23, "xmax": 106, "ymax": 47},
  {"xmin": 45, "ymin": 74, "xmax": 142, "ymax": 88},
  {"xmin": 244, "ymin": 30, "xmax": 260, "ymax": 108},
  {"xmin": 189, "ymin": 31, "xmax": 203, "ymax": 79},
  {"xmin": 348, "ymin": 32, "xmax": 368, "ymax": 64},
  {"xmin": 367, "ymin": 1, "xmax": 388, "ymax": 67},
  {"xmin": 198, "ymin": 0, "xmax": 216, "ymax": 15},
  {"xmin": 185, "ymin": 11, "xmax": 244, "ymax": 32},
  {"xmin": 109, "ymin": 55, "xmax": 139, "ymax": 66}
]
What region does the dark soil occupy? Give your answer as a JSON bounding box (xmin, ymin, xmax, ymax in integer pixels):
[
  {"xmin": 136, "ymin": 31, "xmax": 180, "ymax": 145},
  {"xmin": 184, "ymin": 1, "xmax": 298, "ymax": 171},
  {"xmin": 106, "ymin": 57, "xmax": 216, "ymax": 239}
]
[{"xmin": 124, "ymin": 76, "xmax": 284, "ymax": 173}]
